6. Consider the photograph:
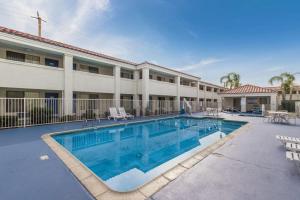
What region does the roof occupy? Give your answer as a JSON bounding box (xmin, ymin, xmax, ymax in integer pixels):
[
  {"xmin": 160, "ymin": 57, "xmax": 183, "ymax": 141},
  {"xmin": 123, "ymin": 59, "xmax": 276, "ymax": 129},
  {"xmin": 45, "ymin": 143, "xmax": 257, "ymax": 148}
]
[
  {"xmin": 0, "ymin": 26, "xmax": 205, "ymax": 80},
  {"xmin": 265, "ymin": 85, "xmax": 300, "ymax": 92},
  {"xmin": 139, "ymin": 61, "xmax": 201, "ymax": 80},
  {"xmin": 220, "ymin": 84, "xmax": 276, "ymax": 94},
  {"xmin": 0, "ymin": 26, "xmax": 137, "ymax": 66},
  {"xmin": 199, "ymin": 80, "xmax": 224, "ymax": 89}
]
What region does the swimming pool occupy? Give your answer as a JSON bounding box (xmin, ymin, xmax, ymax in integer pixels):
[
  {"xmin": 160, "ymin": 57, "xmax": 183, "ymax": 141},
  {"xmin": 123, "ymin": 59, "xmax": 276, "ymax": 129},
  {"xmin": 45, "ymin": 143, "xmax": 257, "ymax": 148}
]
[{"xmin": 53, "ymin": 117, "xmax": 246, "ymax": 192}]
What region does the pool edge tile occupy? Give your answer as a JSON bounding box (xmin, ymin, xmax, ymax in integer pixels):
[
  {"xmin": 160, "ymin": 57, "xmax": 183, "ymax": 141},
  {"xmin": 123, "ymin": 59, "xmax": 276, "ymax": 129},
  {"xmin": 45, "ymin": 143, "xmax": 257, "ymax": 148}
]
[
  {"xmin": 96, "ymin": 190, "xmax": 146, "ymax": 200},
  {"xmin": 139, "ymin": 176, "xmax": 169, "ymax": 198},
  {"xmin": 180, "ymin": 157, "xmax": 199, "ymax": 169},
  {"xmin": 163, "ymin": 165, "xmax": 187, "ymax": 181},
  {"xmin": 81, "ymin": 175, "xmax": 108, "ymax": 197}
]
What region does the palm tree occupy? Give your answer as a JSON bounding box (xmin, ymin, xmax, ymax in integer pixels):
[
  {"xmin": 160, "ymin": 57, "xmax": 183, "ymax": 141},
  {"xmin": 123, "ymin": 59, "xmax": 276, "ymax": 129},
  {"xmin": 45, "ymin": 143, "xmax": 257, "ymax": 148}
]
[
  {"xmin": 220, "ymin": 72, "xmax": 241, "ymax": 89},
  {"xmin": 269, "ymin": 72, "xmax": 296, "ymax": 101}
]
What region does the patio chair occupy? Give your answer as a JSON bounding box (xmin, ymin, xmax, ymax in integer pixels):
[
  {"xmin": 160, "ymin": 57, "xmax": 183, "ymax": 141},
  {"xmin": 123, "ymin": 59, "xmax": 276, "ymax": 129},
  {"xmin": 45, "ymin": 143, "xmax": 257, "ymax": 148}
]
[
  {"xmin": 286, "ymin": 151, "xmax": 300, "ymax": 173},
  {"xmin": 276, "ymin": 135, "xmax": 300, "ymax": 145},
  {"xmin": 108, "ymin": 107, "xmax": 124, "ymax": 120},
  {"xmin": 118, "ymin": 107, "xmax": 134, "ymax": 119},
  {"xmin": 286, "ymin": 142, "xmax": 300, "ymax": 152},
  {"xmin": 263, "ymin": 111, "xmax": 273, "ymax": 123}
]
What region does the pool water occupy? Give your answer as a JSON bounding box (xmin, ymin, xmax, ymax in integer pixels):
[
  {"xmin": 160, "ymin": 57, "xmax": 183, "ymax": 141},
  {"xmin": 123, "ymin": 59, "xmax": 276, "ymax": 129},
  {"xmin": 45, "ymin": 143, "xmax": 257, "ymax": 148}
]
[{"xmin": 53, "ymin": 117, "xmax": 246, "ymax": 191}]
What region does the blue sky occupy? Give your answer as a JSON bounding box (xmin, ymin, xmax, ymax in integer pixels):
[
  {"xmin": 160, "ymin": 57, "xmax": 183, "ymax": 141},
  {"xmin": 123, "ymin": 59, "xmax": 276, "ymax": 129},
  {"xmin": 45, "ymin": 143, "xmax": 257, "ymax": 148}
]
[{"xmin": 0, "ymin": 0, "xmax": 300, "ymax": 86}]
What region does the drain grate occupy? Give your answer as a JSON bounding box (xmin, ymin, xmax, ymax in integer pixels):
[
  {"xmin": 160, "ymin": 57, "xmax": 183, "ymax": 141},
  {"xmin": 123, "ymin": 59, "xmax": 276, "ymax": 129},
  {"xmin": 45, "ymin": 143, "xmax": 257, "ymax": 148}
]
[
  {"xmin": 212, "ymin": 153, "xmax": 224, "ymax": 157},
  {"xmin": 40, "ymin": 155, "xmax": 49, "ymax": 160}
]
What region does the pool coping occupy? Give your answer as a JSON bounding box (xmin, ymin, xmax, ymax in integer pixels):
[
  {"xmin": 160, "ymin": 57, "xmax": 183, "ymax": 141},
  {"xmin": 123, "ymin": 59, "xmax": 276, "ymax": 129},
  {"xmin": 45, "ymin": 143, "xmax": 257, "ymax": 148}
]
[{"xmin": 41, "ymin": 116, "xmax": 251, "ymax": 200}]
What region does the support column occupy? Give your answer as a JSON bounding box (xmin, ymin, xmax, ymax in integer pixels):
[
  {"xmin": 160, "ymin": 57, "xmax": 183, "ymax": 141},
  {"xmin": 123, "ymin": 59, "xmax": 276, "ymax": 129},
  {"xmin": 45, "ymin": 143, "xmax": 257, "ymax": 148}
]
[
  {"xmin": 176, "ymin": 76, "xmax": 181, "ymax": 112},
  {"xmin": 0, "ymin": 48, "xmax": 5, "ymax": 59},
  {"xmin": 241, "ymin": 97, "xmax": 246, "ymax": 113},
  {"xmin": 133, "ymin": 70, "xmax": 140, "ymax": 116},
  {"xmin": 0, "ymin": 88, "xmax": 5, "ymax": 116},
  {"xmin": 114, "ymin": 66, "xmax": 121, "ymax": 107},
  {"xmin": 197, "ymin": 81, "xmax": 200, "ymax": 111},
  {"xmin": 270, "ymin": 94, "xmax": 277, "ymax": 111},
  {"xmin": 142, "ymin": 67, "xmax": 149, "ymax": 115},
  {"xmin": 63, "ymin": 54, "xmax": 73, "ymax": 115}
]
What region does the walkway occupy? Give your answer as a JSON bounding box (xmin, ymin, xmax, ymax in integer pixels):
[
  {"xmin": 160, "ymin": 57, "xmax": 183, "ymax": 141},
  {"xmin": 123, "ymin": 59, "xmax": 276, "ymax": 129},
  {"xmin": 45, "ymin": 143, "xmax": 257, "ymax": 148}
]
[{"xmin": 152, "ymin": 114, "xmax": 300, "ymax": 200}]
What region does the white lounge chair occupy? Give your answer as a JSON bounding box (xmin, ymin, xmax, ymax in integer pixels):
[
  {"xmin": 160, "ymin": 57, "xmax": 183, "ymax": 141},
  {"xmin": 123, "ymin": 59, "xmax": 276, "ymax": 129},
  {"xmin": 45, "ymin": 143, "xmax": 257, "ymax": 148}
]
[
  {"xmin": 286, "ymin": 142, "xmax": 300, "ymax": 152},
  {"xmin": 286, "ymin": 151, "xmax": 300, "ymax": 173},
  {"xmin": 276, "ymin": 135, "xmax": 300, "ymax": 145},
  {"xmin": 118, "ymin": 107, "xmax": 134, "ymax": 119},
  {"xmin": 108, "ymin": 107, "xmax": 124, "ymax": 120}
]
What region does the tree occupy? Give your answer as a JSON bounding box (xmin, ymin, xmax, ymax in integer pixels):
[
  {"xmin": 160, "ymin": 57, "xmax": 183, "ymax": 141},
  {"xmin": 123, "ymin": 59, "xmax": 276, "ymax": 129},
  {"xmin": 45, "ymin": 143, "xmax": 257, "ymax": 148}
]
[
  {"xmin": 220, "ymin": 72, "xmax": 241, "ymax": 89},
  {"xmin": 269, "ymin": 72, "xmax": 296, "ymax": 101}
]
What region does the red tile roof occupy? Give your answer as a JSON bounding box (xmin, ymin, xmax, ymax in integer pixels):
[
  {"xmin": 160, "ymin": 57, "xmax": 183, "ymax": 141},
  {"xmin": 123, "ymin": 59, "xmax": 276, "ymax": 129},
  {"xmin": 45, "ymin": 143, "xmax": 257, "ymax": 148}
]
[
  {"xmin": 220, "ymin": 84, "xmax": 276, "ymax": 94},
  {"xmin": 0, "ymin": 26, "xmax": 137, "ymax": 66}
]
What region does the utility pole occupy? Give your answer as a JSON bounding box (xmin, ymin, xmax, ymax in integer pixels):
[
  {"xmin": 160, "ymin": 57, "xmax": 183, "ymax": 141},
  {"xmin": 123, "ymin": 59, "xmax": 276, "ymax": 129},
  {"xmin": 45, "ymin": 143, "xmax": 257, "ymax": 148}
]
[{"xmin": 31, "ymin": 11, "xmax": 46, "ymax": 37}]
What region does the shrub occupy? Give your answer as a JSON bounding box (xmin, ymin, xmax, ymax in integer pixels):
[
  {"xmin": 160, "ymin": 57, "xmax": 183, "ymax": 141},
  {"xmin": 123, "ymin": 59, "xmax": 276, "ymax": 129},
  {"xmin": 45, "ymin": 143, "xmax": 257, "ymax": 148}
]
[
  {"xmin": 29, "ymin": 107, "xmax": 54, "ymax": 124},
  {"xmin": 0, "ymin": 116, "xmax": 19, "ymax": 128},
  {"xmin": 281, "ymin": 100, "xmax": 295, "ymax": 112},
  {"xmin": 60, "ymin": 115, "xmax": 76, "ymax": 122},
  {"xmin": 81, "ymin": 110, "xmax": 96, "ymax": 119}
]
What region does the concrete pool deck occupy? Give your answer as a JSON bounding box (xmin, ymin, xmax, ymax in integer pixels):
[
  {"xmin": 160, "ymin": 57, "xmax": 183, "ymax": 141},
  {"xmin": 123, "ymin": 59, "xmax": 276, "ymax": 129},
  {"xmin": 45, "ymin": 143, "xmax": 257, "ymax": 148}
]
[
  {"xmin": 152, "ymin": 113, "xmax": 300, "ymax": 200},
  {"xmin": 0, "ymin": 114, "xmax": 299, "ymax": 200}
]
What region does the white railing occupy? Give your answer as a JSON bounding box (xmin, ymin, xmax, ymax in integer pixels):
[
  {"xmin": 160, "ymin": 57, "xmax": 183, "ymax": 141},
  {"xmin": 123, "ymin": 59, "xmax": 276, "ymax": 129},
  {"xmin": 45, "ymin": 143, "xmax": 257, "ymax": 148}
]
[
  {"xmin": 0, "ymin": 98, "xmax": 182, "ymax": 129},
  {"xmin": 0, "ymin": 98, "xmax": 223, "ymax": 129}
]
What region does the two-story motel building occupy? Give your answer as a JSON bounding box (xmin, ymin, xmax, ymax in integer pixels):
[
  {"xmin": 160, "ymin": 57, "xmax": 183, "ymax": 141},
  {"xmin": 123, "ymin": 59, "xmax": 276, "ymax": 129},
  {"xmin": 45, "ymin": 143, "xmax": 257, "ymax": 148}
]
[{"xmin": 0, "ymin": 26, "xmax": 223, "ymax": 116}]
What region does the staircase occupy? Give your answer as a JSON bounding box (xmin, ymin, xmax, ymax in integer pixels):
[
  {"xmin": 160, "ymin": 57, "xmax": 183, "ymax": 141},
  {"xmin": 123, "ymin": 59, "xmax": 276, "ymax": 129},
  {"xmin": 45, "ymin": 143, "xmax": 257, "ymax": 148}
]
[{"xmin": 183, "ymin": 98, "xmax": 192, "ymax": 115}]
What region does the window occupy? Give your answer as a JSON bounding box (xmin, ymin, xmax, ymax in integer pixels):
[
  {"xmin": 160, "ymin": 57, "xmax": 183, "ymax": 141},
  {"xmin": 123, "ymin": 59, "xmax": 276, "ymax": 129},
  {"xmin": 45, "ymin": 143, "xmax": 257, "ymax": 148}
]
[
  {"xmin": 121, "ymin": 71, "xmax": 134, "ymax": 79},
  {"xmin": 45, "ymin": 58, "xmax": 59, "ymax": 67},
  {"xmin": 139, "ymin": 71, "xmax": 143, "ymax": 79},
  {"xmin": 6, "ymin": 91, "xmax": 25, "ymax": 112},
  {"xmin": 292, "ymin": 90, "xmax": 297, "ymax": 94},
  {"xmin": 157, "ymin": 76, "xmax": 162, "ymax": 81},
  {"xmin": 88, "ymin": 66, "xmax": 98, "ymax": 74},
  {"xmin": 6, "ymin": 51, "xmax": 25, "ymax": 62},
  {"xmin": 214, "ymin": 88, "xmax": 218, "ymax": 92},
  {"xmin": 73, "ymin": 63, "xmax": 77, "ymax": 70},
  {"xmin": 206, "ymin": 99, "xmax": 211, "ymax": 102},
  {"xmin": 26, "ymin": 54, "xmax": 40, "ymax": 64},
  {"xmin": 214, "ymin": 99, "xmax": 218, "ymax": 102},
  {"xmin": 169, "ymin": 79, "xmax": 174, "ymax": 83},
  {"xmin": 206, "ymin": 87, "xmax": 212, "ymax": 92},
  {"xmin": 149, "ymin": 74, "xmax": 153, "ymax": 79},
  {"xmin": 199, "ymin": 85, "xmax": 204, "ymax": 90}
]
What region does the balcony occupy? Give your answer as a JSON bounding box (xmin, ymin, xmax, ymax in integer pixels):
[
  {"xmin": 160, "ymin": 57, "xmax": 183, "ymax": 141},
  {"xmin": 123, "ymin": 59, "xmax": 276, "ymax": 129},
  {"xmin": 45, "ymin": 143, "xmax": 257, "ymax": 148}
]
[
  {"xmin": 120, "ymin": 78, "xmax": 136, "ymax": 94},
  {"xmin": 180, "ymin": 85, "xmax": 197, "ymax": 97},
  {"xmin": 73, "ymin": 71, "xmax": 114, "ymax": 93},
  {"xmin": 149, "ymin": 80, "xmax": 177, "ymax": 96},
  {"xmin": 0, "ymin": 58, "xmax": 64, "ymax": 90}
]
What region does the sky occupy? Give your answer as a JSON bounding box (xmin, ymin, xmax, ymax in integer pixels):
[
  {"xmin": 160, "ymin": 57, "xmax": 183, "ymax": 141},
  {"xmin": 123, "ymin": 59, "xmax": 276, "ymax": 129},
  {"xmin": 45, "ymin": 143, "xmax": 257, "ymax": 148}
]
[{"xmin": 0, "ymin": 0, "xmax": 300, "ymax": 86}]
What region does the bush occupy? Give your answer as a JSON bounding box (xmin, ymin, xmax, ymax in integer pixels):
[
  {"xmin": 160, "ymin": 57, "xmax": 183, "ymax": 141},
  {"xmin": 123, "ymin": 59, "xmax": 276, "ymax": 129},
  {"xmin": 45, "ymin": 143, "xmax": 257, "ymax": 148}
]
[
  {"xmin": 29, "ymin": 107, "xmax": 54, "ymax": 124},
  {"xmin": 281, "ymin": 100, "xmax": 295, "ymax": 112},
  {"xmin": 0, "ymin": 116, "xmax": 19, "ymax": 128},
  {"xmin": 60, "ymin": 115, "xmax": 76, "ymax": 122},
  {"xmin": 81, "ymin": 110, "xmax": 96, "ymax": 119}
]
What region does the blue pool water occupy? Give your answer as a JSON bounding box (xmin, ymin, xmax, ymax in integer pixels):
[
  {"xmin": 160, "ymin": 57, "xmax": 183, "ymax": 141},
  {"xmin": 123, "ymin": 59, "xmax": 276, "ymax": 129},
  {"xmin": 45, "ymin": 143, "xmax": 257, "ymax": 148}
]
[{"xmin": 53, "ymin": 117, "xmax": 246, "ymax": 191}]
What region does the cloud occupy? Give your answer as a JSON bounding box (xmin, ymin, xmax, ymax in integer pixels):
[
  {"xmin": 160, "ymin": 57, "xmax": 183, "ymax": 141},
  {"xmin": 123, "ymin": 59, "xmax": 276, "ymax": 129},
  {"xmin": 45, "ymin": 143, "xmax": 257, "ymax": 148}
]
[
  {"xmin": 177, "ymin": 58, "xmax": 223, "ymax": 72},
  {"xmin": 265, "ymin": 66, "xmax": 284, "ymax": 72},
  {"xmin": 0, "ymin": 0, "xmax": 165, "ymax": 62}
]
